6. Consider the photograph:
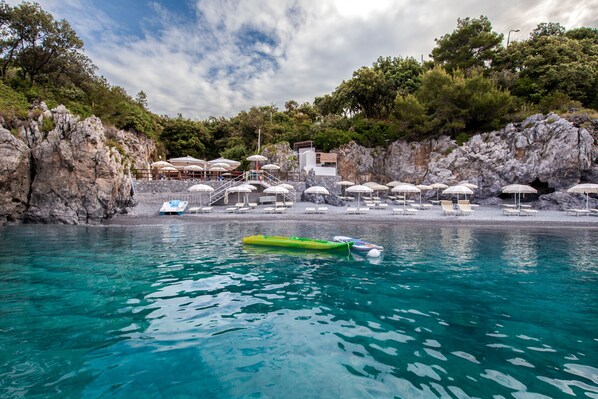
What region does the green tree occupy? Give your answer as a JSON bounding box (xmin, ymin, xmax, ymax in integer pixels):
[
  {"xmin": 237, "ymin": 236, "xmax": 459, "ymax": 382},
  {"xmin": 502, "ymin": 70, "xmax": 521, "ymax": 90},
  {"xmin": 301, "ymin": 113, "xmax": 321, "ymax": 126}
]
[
  {"xmin": 431, "ymin": 16, "xmax": 503, "ymax": 72},
  {"xmin": 160, "ymin": 117, "xmax": 211, "ymax": 158},
  {"xmin": 336, "ymin": 66, "xmax": 386, "ymax": 118}
]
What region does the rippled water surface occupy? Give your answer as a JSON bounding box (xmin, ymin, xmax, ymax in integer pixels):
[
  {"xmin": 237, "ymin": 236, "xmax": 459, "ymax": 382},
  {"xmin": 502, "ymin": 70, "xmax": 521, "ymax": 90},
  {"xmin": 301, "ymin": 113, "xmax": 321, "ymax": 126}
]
[{"xmin": 1, "ymin": 223, "xmax": 597, "ymax": 398}]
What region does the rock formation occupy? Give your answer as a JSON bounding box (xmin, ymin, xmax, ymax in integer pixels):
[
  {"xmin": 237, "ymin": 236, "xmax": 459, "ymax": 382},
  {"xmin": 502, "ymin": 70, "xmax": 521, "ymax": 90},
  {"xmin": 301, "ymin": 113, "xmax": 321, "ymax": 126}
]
[
  {"xmin": 0, "ymin": 104, "xmax": 151, "ymax": 225},
  {"xmin": 336, "ymin": 113, "xmax": 596, "ymax": 208}
]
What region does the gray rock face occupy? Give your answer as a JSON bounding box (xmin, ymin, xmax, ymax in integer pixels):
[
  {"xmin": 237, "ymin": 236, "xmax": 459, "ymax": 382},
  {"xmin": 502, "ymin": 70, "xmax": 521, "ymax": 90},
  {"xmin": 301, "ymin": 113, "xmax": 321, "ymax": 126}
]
[
  {"xmin": 0, "ymin": 128, "xmax": 31, "ymax": 224},
  {"xmin": 303, "ymin": 172, "xmax": 344, "ymax": 206},
  {"xmin": 336, "ymin": 113, "xmax": 596, "ymax": 207},
  {"xmin": 261, "ymin": 142, "xmax": 298, "ymax": 175},
  {"xmin": 24, "ymin": 106, "xmax": 133, "ymax": 224}
]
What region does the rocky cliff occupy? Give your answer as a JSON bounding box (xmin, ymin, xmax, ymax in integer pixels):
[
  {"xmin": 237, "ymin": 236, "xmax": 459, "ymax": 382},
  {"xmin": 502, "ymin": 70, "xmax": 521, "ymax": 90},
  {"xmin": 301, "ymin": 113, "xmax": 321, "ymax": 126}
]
[
  {"xmin": 336, "ymin": 113, "xmax": 597, "ymax": 208},
  {"xmin": 0, "ymin": 104, "xmax": 154, "ymax": 225}
]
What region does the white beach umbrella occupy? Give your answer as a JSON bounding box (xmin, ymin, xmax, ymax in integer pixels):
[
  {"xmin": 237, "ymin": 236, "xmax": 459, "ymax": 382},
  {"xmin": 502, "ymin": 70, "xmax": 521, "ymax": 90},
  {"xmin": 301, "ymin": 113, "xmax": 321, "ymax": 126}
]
[
  {"xmin": 264, "ymin": 185, "xmax": 290, "ymax": 204},
  {"xmin": 261, "ymin": 164, "xmax": 280, "ymax": 170},
  {"xmin": 278, "ymin": 183, "xmax": 295, "ymax": 191},
  {"xmin": 227, "ymin": 185, "xmax": 252, "ymax": 204},
  {"xmin": 386, "ymin": 180, "xmax": 403, "ymax": 187},
  {"xmin": 502, "ymin": 184, "xmax": 538, "ymax": 209},
  {"xmin": 430, "ymin": 182, "xmax": 449, "ymax": 200},
  {"xmin": 184, "ymin": 165, "xmax": 204, "ymax": 172},
  {"xmin": 337, "ymin": 180, "xmax": 355, "ymax": 196},
  {"xmin": 210, "ymin": 162, "xmax": 230, "ymax": 169},
  {"xmin": 392, "ymin": 184, "xmax": 421, "ymax": 209},
  {"xmin": 567, "ymin": 183, "xmax": 598, "ymax": 210},
  {"xmin": 459, "ymin": 181, "xmax": 478, "ymax": 190},
  {"xmin": 416, "ymin": 184, "xmax": 432, "ymax": 205},
  {"xmin": 160, "ymin": 166, "xmax": 178, "ymax": 172},
  {"xmin": 238, "ymin": 184, "xmax": 257, "ymax": 191},
  {"xmin": 188, "ymin": 184, "xmax": 214, "ymax": 206},
  {"xmin": 247, "ymin": 154, "xmax": 268, "ymax": 171},
  {"xmin": 304, "ymin": 186, "xmax": 330, "ymax": 195},
  {"xmin": 346, "ymin": 184, "xmax": 374, "ymax": 209},
  {"xmin": 151, "ymin": 160, "xmax": 173, "ymax": 169},
  {"xmin": 442, "ymin": 185, "xmax": 474, "ymax": 201}
]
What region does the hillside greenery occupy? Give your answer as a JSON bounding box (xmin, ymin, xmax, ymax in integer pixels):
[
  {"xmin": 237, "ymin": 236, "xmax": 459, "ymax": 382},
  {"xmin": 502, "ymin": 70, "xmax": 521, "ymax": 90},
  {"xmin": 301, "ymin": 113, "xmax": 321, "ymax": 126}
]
[{"xmin": 1, "ymin": 2, "xmax": 597, "ymax": 162}]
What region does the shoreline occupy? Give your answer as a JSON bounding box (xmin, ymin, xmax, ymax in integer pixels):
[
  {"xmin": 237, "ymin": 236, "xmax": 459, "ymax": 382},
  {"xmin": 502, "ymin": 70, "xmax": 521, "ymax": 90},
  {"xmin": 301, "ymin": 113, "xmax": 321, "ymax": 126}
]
[{"xmin": 102, "ymin": 201, "xmax": 598, "ymax": 230}]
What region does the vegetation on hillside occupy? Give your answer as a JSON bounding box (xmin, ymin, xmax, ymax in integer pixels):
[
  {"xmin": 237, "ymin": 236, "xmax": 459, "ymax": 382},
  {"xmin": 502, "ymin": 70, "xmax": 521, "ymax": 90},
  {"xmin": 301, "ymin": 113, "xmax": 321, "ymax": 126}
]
[{"xmin": 1, "ymin": 3, "xmax": 596, "ymax": 162}]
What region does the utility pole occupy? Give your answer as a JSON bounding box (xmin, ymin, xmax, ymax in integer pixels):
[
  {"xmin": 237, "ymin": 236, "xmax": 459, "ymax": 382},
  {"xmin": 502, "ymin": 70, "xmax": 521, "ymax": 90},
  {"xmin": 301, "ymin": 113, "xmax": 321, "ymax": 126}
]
[{"xmin": 257, "ymin": 127, "xmax": 261, "ymax": 153}]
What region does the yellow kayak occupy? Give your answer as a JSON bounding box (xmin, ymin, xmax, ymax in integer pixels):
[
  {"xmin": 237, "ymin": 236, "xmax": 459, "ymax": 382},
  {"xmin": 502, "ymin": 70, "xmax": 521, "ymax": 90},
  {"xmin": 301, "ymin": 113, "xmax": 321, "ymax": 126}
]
[{"xmin": 242, "ymin": 235, "xmax": 353, "ymax": 251}]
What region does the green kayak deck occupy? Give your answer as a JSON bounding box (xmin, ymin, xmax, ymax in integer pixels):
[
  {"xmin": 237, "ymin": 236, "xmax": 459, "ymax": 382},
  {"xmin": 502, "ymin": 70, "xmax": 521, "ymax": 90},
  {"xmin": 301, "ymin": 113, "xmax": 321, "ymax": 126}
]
[{"xmin": 242, "ymin": 235, "xmax": 353, "ymax": 251}]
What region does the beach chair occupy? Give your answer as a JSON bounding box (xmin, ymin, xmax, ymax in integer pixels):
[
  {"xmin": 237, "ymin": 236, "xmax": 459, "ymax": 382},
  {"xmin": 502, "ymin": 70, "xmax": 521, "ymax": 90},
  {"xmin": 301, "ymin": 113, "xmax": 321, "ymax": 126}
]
[
  {"xmin": 247, "ymin": 202, "xmax": 258, "ymax": 209},
  {"xmin": 273, "ymin": 207, "xmax": 287, "ymax": 214},
  {"xmin": 346, "ymin": 207, "xmax": 358, "ymax": 214},
  {"xmin": 264, "ymin": 207, "xmax": 276, "ymax": 214},
  {"xmin": 357, "ymin": 207, "xmax": 369, "ymax": 214},
  {"xmin": 520, "ymin": 209, "xmax": 538, "ymax": 216},
  {"xmin": 376, "ymin": 203, "xmax": 388, "ymax": 210},
  {"xmin": 566, "ymin": 208, "xmax": 590, "ymax": 216},
  {"xmin": 503, "ymin": 208, "xmax": 520, "ymax": 216},
  {"xmin": 200, "ymin": 207, "xmax": 213, "ymax": 213},
  {"xmin": 441, "ymin": 201, "xmax": 458, "ymax": 216},
  {"xmin": 226, "ymin": 207, "xmax": 238, "ymax": 213},
  {"xmin": 235, "ymin": 202, "xmax": 245, "ymax": 208},
  {"xmin": 590, "ymin": 209, "xmax": 598, "ymax": 216},
  {"xmin": 316, "ymin": 206, "xmax": 328, "ymax": 214},
  {"xmin": 275, "ymin": 202, "xmax": 286, "ymax": 208},
  {"xmin": 305, "ymin": 207, "xmax": 316, "ymax": 214},
  {"xmin": 392, "ymin": 208, "xmax": 404, "ymax": 215},
  {"xmin": 458, "ymin": 202, "xmax": 474, "ymax": 216},
  {"xmin": 236, "ymin": 207, "xmax": 250, "ymax": 214},
  {"xmin": 187, "ymin": 207, "xmax": 201, "ymax": 214},
  {"xmin": 284, "ymin": 202, "xmax": 294, "ymax": 207},
  {"xmin": 405, "ymin": 207, "xmax": 419, "ymax": 215}
]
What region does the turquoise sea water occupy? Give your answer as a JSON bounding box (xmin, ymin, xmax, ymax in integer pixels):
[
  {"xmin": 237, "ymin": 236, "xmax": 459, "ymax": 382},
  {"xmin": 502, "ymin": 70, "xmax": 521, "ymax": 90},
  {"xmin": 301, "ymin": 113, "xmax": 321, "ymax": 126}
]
[{"xmin": 0, "ymin": 222, "xmax": 597, "ymax": 399}]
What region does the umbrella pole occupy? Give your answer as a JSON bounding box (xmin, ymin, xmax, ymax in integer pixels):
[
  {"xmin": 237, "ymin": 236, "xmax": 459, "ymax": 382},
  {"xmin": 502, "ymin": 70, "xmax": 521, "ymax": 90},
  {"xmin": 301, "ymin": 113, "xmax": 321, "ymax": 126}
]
[{"xmin": 587, "ymin": 193, "xmax": 589, "ymax": 210}]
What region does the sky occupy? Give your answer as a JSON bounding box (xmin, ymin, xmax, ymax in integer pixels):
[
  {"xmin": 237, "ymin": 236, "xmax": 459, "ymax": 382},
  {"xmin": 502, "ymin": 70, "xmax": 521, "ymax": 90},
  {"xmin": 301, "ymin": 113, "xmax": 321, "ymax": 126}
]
[{"xmin": 8, "ymin": 0, "xmax": 598, "ymax": 119}]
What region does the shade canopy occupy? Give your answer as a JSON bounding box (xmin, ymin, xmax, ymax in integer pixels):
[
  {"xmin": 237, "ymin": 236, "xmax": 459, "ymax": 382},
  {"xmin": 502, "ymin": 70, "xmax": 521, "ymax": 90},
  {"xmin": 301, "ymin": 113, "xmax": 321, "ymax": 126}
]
[
  {"xmin": 264, "ymin": 186, "xmax": 290, "ymax": 194},
  {"xmin": 429, "ymin": 183, "xmax": 448, "ymax": 189},
  {"xmin": 443, "ymin": 185, "xmax": 474, "ymax": 195},
  {"xmin": 151, "ymin": 161, "xmax": 173, "ymax": 169},
  {"xmin": 188, "ymin": 184, "xmax": 214, "ymax": 193},
  {"xmin": 278, "ymin": 183, "xmax": 295, "ymax": 191},
  {"xmin": 501, "ymin": 184, "xmax": 537, "ymax": 194},
  {"xmin": 209, "ymin": 166, "xmax": 227, "ymax": 172},
  {"xmin": 337, "ymin": 180, "xmax": 355, "ymax": 186},
  {"xmin": 304, "ymin": 186, "xmax": 330, "ymax": 195},
  {"xmin": 227, "ymin": 186, "xmax": 252, "ymax": 193},
  {"xmin": 160, "ymin": 166, "xmax": 178, "ymax": 172},
  {"xmin": 261, "ymin": 164, "xmax": 280, "ymax": 170},
  {"xmin": 391, "ymin": 184, "xmax": 420, "ymax": 194},
  {"xmin": 169, "ymin": 156, "xmax": 206, "ymax": 165},
  {"xmin": 346, "ymin": 185, "xmax": 374, "ymax": 194},
  {"xmin": 210, "ymin": 162, "xmax": 231, "ymax": 169},
  {"xmin": 416, "ymin": 184, "xmax": 432, "ymax": 190},
  {"xmin": 247, "ymin": 154, "xmax": 268, "ymax": 162},
  {"xmin": 184, "ymin": 165, "xmax": 204, "ymax": 172},
  {"xmin": 567, "ymin": 183, "xmax": 598, "ymax": 210},
  {"xmin": 386, "ymin": 180, "xmax": 403, "ymax": 187},
  {"xmin": 208, "ymin": 158, "xmax": 240, "ymax": 170}
]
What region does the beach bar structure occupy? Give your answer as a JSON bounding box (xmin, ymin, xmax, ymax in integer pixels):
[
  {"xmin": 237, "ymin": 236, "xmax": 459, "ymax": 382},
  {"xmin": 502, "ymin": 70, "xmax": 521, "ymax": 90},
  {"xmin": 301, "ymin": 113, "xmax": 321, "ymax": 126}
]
[{"xmin": 293, "ymin": 141, "xmax": 337, "ymax": 177}]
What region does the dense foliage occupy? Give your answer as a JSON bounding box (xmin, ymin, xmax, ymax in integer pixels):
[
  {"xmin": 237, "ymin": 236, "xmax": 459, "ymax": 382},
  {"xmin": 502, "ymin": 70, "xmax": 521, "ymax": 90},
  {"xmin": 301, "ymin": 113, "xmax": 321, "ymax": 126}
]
[{"xmin": 1, "ymin": 2, "xmax": 596, "ymax": 162}]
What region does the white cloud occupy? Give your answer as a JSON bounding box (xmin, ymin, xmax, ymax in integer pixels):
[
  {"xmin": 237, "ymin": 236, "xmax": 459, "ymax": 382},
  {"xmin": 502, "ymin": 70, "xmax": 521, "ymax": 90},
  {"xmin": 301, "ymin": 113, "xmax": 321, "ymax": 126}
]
[{"xmin": 18, "ymin": 0, "xmax": 598, "ymax": 118}]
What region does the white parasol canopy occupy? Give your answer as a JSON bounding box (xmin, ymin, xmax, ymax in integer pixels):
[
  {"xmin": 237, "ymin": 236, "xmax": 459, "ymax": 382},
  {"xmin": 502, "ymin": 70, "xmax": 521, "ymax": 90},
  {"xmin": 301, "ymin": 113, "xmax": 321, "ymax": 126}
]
[
  {"xmin": 415, "ymin": 185, "xmax": 432, "ymax": 205},
  {"xmin": 278, "ymin": 183, "xmax": 295, "ymax": 191},
  {"xmin": 247, "ymin": 154, "xmax": 268, "ymax": 162},
  {"xmin": 188, "ymin": 184, "xmax": 214, "ymax": 206},
  {"xmin": 151, "ymin": 160, "xmax": 173, "ymax": 169},
  {"xmin": 443, "ymin": 185, "xmax": 473, "ymax": 201},
  {"xmin": 160, "ymin": 166, "xmax": 178, "ymax": 172},
  {"xmin": 346, "ymin": 184, "xmax": 374, "ymax": 209},
  {"xmin": 261, "ymin": 164, "xmax": 280, "ymax": 170},
  {"xmin": 264, "ymin": 185, "xmax": 290, "ymax": 204},
  {"xmin": 184, "ymin": 165, "xmax": 204, "ymax": 171},
  {"xmin": 502, "ymin": 184, "xmax": 537, "ymax": 209},
  {"xmin": 386, "ymin": 180, "xmax": 403, "ymax": 187},
  {"xmin": 430, "ymin": 182, "xmax": 449, "ymax": 200},
  {"xmin": 392, "ymin": 184, "xmax": 421, "ymax": 209},
  {"xmin": 337, "ymin": 180, "xmax": 355, "ymax": 186},
  {"xmin": 304, "ymin": 186, "xmax": 330, "ymax": 195},
  {"xmin": 227, "ymin": 185, "xmax": 252, "ymax": 205},
  {"xmin": 567, "ymin": 183, "xmax": 598, "ymax": 210}
]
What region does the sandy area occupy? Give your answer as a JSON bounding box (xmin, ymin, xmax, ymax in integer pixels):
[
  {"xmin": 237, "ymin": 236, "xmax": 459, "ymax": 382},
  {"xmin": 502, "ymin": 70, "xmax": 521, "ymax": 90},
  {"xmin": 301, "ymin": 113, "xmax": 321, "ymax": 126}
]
[{"xmin": 104, "ymin": 198, "xmax": 598, "ymax": 230}]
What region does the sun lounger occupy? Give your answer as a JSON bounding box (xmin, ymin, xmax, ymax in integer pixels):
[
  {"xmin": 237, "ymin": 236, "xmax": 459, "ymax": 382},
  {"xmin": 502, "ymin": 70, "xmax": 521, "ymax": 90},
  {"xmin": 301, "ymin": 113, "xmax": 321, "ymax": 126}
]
[
  {"xmin": 305, "ymin": 207, "xmax": 316, "ymax": 214},
  {"xmin": 200, "ymin": 207, "xmax": 213, "ymax": 213},
  {"xmin": 346, "ymin": 207, "xmax": 358, "ymax": 214},
  {"xmin": 187, "ymin": 207, "xmax": 201, "ymax": 214},
  {"xmin": 235, "ymin": 202, "xmax": 245, "ymax": 208},
  {"xmin": 284, "ymin": 202, "xmax": 294, "ymax": 207},
  {"xmin": 247, "ymin": 202, "xmax": 258, "ymax": 209},
  {"xmin": 357, "ymin": 207, "xmax": 369, "ymax": 214},
  {"xmin": 159, "ymin": 200, "xmax": 188, "ymax": 215},
  {"xmin": 236, "ymin": 207, "xmax": 250, "ymax": 213},
  {"xmin": 503, "ymin": 208, "xmax": 520, "ymax": 216},
  {"xmin": 275, "ymin": 202, "xmax": 286, "ymax": 207},
  {"xmin": 264, "ymin": 207, "xmax": 276, "ymax": 213},
  {"xmin": 273, "ymin": 207, "xmax": 287, "ymax": 214},
  {"xmin": 376, "ymin": 203, "xmax": 388, "ymax": 210},
  {"xmin": 392, "ymin": 208, "xmax": 404, "ymax": 215},
  {"xmin": 441, "ymin": 201, "xmax": 457, "ymax": 216},
  {"xmin": 590, "ymin": 209, "xmax": 598, "ymax": 216},
  {"xmin": 520, "ymin": 209, "xmax": 538, "ymax": 216},
  {"xmin": 226, "ymin": 207, "xmax": 238, "ymax": 213},
  {"xmin": 405, "ymin": 207, "xmax": 418, "ymax": 215},
  {"xmin": 458, "ymin": 203, "xmax": 474, "ymax": 216},
  {"xmin": 315, "ymin": 206, "xmax": 328, "ymax": 214},
  {"xmin": 566, "ymin": 208, "xmax": 590, "ymax": 216}
]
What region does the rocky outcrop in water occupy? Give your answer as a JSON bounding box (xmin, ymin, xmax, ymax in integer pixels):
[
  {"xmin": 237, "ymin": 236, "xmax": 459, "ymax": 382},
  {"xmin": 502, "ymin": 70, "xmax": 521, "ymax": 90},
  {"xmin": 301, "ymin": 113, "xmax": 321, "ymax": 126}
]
[
  {"xmin": 336, "ymin": 113, "xmax": 597, "ymax": 208},
  {"xmin": 0, "ymin": 104, "xmax": 152, "ymax": 225}
]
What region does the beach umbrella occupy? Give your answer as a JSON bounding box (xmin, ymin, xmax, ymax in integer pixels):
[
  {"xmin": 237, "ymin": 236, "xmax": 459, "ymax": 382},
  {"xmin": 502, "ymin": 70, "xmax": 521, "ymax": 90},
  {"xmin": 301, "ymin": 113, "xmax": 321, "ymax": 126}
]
[
  {"xmin": 304, "ymin": 186, "xmax": 330, "ymax": 204},
  {"xmin": 247, "ymin": 154, "xmax": 268, "ymax": 172},
  {"xmin": 264, "ymin": 185, "xmax": 290, "ymax": 204},
  {"xmin": 184, "ymin": 164, "xmax": 204, "ymax": 179},
  {"xmin": 261, "ymin": 164, "xmax": 280, "ymax": 171},
  {"xmin": 227, "ymin": 185, "xmax": 252, "ymax": 205},
  {"xmin": 416, "ymin": 184, "xmax": 432, "ymax": 205},
  {"xmin": 337, "ymin": 180, "xmax": 355, "ymax": 196},
  {"xmin": 567, "ymin": 183, "xmax": 598, "ymax": 210},
  {"xmin": 208, "ymin": 158, "xmax": 241, "ymax": 170},
  {"xmin": 392, "ymin": 184, "xmax": 421, "ymax": 209},
  {"xmin": 346, "ymin": 184, "xmax": 374, "ymax": 209},
  {"xmin": 151, "ymin": 160, "xmax": 173, "ymax": 169},
  {"xmin": 459, "ymin": 181, "xmax": 478, "ymax": 190},
  {"xmin": 430, "ymin": 183, "xmax": 448, "ymax": 200},
  {"xmin": 386, "ymin": 180, "xmax": 403, "ymax": 187},
  {"xmin": 278, "ymin": 183, "xmax": 295, "ymax": 191},
  {"xmin": 238, "ymin": 184, "xmax": 257, "ymax": 191},
  {"xmin": 188, "ymin": 184, "xmax": 214, "ymax": 206},
  {"xmin": 502, "ymin": 184, "xmax": 537, "ymax": 209},
  {"xmin": 442, "ymin": 185, "xmax": 473, "ymax": 202},
  {"xmin": 210, "ymin": 162, "xmax": 230, "ymax": 169}
]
